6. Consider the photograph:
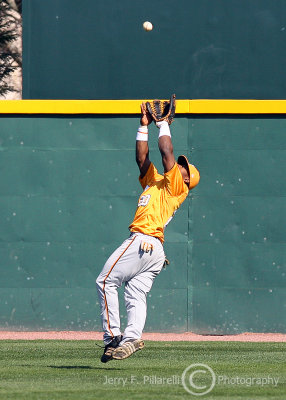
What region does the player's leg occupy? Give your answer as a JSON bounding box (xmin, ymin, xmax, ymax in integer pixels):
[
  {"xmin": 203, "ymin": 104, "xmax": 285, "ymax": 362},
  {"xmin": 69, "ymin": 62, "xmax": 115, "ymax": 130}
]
[
  {"xmin": 112, "ymin": 235, "xmax": 165, "ymax": 360},
  {"xmin": 112, "ymin": 271, "xmax": 162, "ymax": 361},
  {"xmin": 123, "ymin": 235, "xmax": 165, "ymax": 342},
  {"xmin": 96, "ymin": 263, "xmax": 122, "ymax": 345},
  {"xmin": 96, "ymin": 234, "xmax": 140, "ymax": 361},
  {"xmin": 123, "ymin": 274, "xmax": 154, "ymax": 342}
]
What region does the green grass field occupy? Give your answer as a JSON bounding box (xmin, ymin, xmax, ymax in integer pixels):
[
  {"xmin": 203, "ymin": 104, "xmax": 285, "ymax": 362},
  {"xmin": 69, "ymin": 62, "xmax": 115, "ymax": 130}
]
[{"xmin": 0, "ymin": 340, "xmax": 285, "ymax": 399}]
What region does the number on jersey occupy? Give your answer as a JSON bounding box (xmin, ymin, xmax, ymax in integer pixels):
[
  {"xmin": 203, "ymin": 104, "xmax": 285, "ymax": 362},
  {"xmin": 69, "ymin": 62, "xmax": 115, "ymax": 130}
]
[{"xmin": 138, "ymin": 194, "xmax": 151, "ymax": 207}]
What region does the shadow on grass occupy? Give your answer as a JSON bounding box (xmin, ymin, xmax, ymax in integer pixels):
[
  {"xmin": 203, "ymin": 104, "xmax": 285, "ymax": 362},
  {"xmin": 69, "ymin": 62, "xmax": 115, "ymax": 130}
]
[
  {"xmin": 47, "ymin": 365, "xmax": 122, "ymax": 371},
  {"xmin": 18, "ymin": 364, "xmax": 122, "ymax": 371}
]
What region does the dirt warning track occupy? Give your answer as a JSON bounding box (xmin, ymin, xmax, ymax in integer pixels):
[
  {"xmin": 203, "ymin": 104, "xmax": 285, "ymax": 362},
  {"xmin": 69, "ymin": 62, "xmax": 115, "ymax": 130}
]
[{"xmin": 0, "ymin": 331, "xmax": 285, "ymax": 342}]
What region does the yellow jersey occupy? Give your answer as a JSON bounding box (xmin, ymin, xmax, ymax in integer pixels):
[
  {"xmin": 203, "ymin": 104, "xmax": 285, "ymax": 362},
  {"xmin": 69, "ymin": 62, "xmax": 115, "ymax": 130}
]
[{"xmin": 129, "ymin": 162, "xmax": 190, "ymax": 243}]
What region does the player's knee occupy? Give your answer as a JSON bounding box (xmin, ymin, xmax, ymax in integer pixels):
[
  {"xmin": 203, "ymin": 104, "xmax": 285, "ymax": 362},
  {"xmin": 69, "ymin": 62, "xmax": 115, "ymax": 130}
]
[{"xmin": 96, "ymin": 276, "xmax": 104, "ymax": 291}]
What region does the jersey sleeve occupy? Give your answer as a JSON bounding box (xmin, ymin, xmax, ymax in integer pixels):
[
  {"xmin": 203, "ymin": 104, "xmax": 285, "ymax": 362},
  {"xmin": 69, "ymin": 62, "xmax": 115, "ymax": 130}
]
[
  {"xmin": 164, "ymin": 163, "xmax": 188, "ymax": 196},
  {"xmin": 139, "ymin": 162, "xmax": 161, "ymax": 190}
]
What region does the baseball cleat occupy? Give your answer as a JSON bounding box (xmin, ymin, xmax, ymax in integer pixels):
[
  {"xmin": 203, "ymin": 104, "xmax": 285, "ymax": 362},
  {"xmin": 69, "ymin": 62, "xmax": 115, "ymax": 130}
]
[
  {"xmin": 112, "ymin": 339, "xmax": 144, "ymax": 360},
  {"xmin": 101, "ymin": 335, "xmax": 122, "ymax": 363}
]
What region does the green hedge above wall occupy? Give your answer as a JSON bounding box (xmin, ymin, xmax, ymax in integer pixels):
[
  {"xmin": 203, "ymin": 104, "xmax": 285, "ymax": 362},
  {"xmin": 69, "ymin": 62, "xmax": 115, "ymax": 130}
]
[{"xmin": 23, "ymin": 0, "xmax": 286, "ymax": 100}]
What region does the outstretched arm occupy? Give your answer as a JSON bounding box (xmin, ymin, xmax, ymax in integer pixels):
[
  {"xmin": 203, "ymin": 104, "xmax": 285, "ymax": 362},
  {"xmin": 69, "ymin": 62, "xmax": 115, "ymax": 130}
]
[
  {"xmin": 157, "ymin": 121, "xmax": 175, "ymax": 173},
  {"xmin": 136, "ymin": 103, "xmax": 152, "ymax": 178}
]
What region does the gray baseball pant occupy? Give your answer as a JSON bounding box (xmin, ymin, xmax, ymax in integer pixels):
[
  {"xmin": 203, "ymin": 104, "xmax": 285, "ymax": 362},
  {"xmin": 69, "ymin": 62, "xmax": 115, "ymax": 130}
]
[{"xmin": 96, "ymin": 232, "xmax": 165, "ymax": 345}]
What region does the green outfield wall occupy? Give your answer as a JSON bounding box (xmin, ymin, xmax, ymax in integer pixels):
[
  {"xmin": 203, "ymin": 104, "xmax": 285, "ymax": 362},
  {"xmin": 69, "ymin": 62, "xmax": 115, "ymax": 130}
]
[
  {"xmin": 0, "ymin": 113, "xmax": 285, "ymax": 333},
  {"xmin": 23, "ymin": 0, "xmax": 286, "ymax": 100},
  {"xmin": 4, "ymin": 0, "xmax": 286, "ymax": 334}
]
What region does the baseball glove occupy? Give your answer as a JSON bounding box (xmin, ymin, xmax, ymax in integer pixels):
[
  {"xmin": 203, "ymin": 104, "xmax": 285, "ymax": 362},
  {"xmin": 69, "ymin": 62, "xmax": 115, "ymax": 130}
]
[{"xmin": 146, "ymin": 94, "xmax": 176, "ymax": 125}]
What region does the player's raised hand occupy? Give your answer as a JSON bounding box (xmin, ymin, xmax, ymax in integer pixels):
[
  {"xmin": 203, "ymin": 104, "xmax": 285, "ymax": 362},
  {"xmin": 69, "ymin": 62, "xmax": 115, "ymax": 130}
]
[{"xmin": 140, "ymin": 102, "xmax": 153, "ymax": 126}]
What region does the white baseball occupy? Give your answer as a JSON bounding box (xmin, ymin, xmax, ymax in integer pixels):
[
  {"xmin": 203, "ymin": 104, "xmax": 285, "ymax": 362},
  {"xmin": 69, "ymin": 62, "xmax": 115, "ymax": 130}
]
[{"xmin": 143, "ymin": 21, "xmax": 153, "ymax": 31}]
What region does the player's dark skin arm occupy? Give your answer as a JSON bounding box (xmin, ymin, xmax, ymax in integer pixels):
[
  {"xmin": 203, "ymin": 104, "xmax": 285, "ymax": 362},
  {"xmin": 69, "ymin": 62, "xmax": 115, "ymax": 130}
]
[
  {"xmin": 136, "ymin": 103, "xmax": 152, "ymax": 178},
  {"xmin": 159, "ymin": 127, "xmax": 190, "ymax": 186},
  {"xmin": 136, "ymin": 133, "xmax": 175, "ymax": 175},
  {"xmin": 158, "ymin": 135, "xmax": 175, "ymax": 173},
  {"xmin": 137, "ymin": 103, "xmax": 190, "ymax": 185},
  {"xmin": 136, "ymin": 141, "xmax": 151, "ymax": 178}
]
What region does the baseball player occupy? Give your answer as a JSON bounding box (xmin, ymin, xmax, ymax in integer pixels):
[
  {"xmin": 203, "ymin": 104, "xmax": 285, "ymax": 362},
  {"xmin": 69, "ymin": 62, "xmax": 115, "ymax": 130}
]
[{"xmin": 96, "ymin": 97, "xmax": 200, "ymax": 362}]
